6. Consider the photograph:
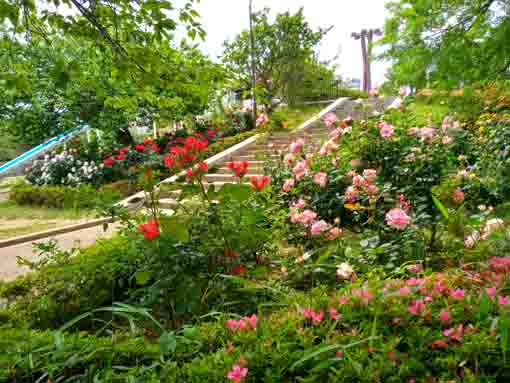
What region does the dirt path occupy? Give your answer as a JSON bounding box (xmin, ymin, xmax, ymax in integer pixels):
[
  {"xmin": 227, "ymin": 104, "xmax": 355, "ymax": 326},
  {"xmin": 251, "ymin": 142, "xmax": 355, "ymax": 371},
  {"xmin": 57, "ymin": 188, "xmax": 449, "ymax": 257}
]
[{"xmin": 0, "ymin": 223, "xmax": 118, "ymax": 281}]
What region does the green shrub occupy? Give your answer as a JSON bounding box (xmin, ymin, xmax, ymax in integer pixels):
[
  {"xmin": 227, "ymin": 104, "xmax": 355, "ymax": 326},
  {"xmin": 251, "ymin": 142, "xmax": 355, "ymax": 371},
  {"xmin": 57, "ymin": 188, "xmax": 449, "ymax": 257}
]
[
  {"xmin": 2, "ymin": 237, "xmax": 136, "ymax": 329},
  {"xmin": 9, "ymin": 183, "xmax": 121, "ymax": 209}
]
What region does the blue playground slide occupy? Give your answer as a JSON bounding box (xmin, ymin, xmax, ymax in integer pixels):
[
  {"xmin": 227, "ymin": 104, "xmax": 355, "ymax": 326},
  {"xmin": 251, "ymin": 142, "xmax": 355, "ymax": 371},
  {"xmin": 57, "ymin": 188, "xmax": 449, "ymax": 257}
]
[{"xmin": 0, "ymin": 125, "xmax": 89, "ymax": 178}]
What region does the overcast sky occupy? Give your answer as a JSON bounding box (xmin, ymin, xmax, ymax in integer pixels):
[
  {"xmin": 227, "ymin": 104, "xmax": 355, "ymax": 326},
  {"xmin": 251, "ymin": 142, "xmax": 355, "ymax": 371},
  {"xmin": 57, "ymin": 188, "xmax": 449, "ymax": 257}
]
[{"xmin": 195, "ymin": 0, "xmax": 391, "ymax": 86}]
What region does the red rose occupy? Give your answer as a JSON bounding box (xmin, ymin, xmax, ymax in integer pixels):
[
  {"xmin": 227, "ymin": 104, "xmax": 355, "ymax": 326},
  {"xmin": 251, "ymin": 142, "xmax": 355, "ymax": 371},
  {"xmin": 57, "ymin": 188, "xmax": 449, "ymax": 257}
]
[
  {"xmin": 250, "ymin": 175, "xmax": 270, "ymax": 191},
  {"xmin": 135, "ymin": 144, "xmax": 145, "ymax": 152},
  {"xmin": 103, "ymin": 157, "xmax": 114, "ymax": 166},
  {"xmin": 164, "ymin": 155, "xmax": 176, "ymax": 168},
  {"xmin": 233, "ymin": 264, "xmax": 246, "ymax": 275},
  {"xmin": 138, "ymin": 220, "xmax": 160, "ymax": 240}
]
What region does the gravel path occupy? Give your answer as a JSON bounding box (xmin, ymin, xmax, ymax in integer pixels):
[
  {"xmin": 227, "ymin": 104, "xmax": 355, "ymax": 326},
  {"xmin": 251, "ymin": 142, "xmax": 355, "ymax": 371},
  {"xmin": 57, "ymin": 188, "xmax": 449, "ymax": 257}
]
[{"xmin": 0, "ymin": 223, "xmax": 118, "ymax": 281}]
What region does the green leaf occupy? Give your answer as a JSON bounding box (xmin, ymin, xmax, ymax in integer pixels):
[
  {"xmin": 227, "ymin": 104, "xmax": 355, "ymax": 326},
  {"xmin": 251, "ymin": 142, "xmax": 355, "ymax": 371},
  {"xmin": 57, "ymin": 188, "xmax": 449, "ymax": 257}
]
[
  {"xmin": 499, "ymin": 315, "xmax": 509, "ymax": 361},
  {"xmin": 432, "ymin": 194, "xmax": 449, "ymax": 220},
  {"xmin": 134, "ymin": 271, "xmax": 152, "ymax": 286},
  {"xmin": 160, "ymin": 217, "xmax": 189, "ymax": 242},
  {"xmin": 160, "ymin": 331, "xmax": 177, "ymax": 354},
  {"xmin": 290, "ymin": 337, "xmax": 378, "ymax": 370},
  {"xmin": 218, "ymin": 183, "xmax": 253, "ymax": 203}
]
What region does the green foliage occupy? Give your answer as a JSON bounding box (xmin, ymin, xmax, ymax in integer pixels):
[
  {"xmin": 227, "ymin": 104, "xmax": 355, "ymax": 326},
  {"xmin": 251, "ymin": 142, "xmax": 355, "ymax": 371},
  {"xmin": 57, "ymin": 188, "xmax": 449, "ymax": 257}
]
[
  {"xmin": 223, "ymin": 7, "xmax": 331, "ymax": 107},
  {"xmin": 9, "ymin": 182, "xmax": 121, "ymax": 209},
  {"xmin": 380, "ymin": 0, "xmax": 510, "ymax": 89}
]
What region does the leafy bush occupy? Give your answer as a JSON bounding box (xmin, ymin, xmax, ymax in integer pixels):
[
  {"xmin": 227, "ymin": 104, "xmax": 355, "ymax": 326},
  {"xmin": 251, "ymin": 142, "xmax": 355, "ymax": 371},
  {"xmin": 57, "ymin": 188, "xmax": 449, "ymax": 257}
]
[{"xmin": 9, "ymin": 182, "xmax": 121, "ymax": 209}]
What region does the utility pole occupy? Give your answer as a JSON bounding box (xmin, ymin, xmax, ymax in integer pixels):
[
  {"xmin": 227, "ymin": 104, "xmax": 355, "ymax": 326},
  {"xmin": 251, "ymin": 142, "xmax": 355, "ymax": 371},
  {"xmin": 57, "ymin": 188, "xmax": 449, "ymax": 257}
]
[
  {"xmin": 249, "ymin": 0, "xmax": 258, "ymax": 122},
  {"xmin": 351, "ymin": 28, "xmax": 382, "ymax": 92}
]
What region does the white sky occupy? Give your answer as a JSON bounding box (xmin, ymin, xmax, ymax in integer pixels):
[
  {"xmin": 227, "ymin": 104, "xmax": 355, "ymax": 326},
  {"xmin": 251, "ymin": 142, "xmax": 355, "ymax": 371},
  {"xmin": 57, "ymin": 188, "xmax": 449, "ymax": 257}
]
[{"xmin": 195, "ymin": 0, "xmax": 391, "ymax": 86}]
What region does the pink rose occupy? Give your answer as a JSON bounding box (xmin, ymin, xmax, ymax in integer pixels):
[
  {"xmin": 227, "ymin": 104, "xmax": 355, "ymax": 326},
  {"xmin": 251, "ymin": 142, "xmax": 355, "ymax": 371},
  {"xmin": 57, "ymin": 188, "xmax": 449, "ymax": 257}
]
[
  {"xmin": 282, "ymin": 179, "xmax": 295, "ymax": 193},
  {"xmin": 292, "ymin": 198, "xmax": 306, "ymax": 209},
  {"xmin": 352, "ymin": 175, "xmax": 366, "ymax": 187},
  {"xmin": 407, "ymin": 127, "xmax": 420, "ymax": 136},
  {"xmin": 323, "ymin": 113, "xmax": 337, "ymax": 127},
  {"xmin": 385, "ymin": 208, "xmax": 411, "ymax": 230},
  {"xmin": 380, "ymin": 123, "xmax": 395, "ymax": 139},
  {"xmin": 289, "ymin": 138, "xmax": 305, "ymax": 154},
  {"xmin": 452, "ymin": 189, "xmax": 464, "ymax": 204},
  {"xmin": 442, "ymin": 135, "xmax": 453, "ymax": 144},
  {"xmin": 362, "ymin": 169, "xmax": 377, "ymax": 180},
  {"xmin": 313, "ymin": 172, "xmax": 328, "ymax": 188},
  {"xmin": 292, "ymin": 160, "xmax": 309, "ymax": 181},
  {"xmin": 311, "ymin": 220, "xmax": 329, "ymax": 236},
  {"xmin": 284, "ymin": 153, "xmax": 295, "ymax": 167},
  {"xmin": 326, "ymin": 227, "xmax": 343, "ymax": 241}
]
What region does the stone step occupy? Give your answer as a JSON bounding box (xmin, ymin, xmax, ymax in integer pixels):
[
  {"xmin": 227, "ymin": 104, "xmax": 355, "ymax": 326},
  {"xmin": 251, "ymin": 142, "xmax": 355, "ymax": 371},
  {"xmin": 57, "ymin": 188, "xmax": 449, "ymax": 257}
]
[
  {"xmin": 231, "ymin": 154, "xmax": 279, "ymax": 161},
  {"xmin": 215, "ymin": 166, "xmax": 264, "ymax": 174},
  {"xmin": 204, "ymin": 173, "xmax": 264, "ymax": 183}
]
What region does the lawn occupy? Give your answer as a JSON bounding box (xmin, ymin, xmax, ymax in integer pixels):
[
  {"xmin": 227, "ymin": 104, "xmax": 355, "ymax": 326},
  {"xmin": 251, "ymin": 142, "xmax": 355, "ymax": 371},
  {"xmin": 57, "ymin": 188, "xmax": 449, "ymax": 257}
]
[
  {"xmin": 0, "ymin": 200, "xmax": 94, "ymax": 239},
  {"xmin": 275, "ymin": 104, "xmax": 324, "ymax": 130}
]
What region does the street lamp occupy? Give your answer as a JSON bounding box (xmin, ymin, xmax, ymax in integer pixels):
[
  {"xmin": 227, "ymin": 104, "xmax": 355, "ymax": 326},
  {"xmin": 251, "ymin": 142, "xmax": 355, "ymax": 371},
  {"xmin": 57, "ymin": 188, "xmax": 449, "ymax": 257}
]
[{"xmin": 249, "ymin": 0, "xmax": 257, "ymax": 122}]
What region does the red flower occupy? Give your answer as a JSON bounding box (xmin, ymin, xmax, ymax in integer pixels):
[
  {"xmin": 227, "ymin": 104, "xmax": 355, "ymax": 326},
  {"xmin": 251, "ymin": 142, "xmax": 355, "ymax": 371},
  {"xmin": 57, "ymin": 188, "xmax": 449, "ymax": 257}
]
[
  {"xmin": 144, "ymin": 138, "xmax": 152, "ymax": 145},
  {"xmin": 120, "ymin": 147, "xmax": 129, "ymax": 155},
  {"xmin": 164, "ymin": 155, "xmax": 176, "ymax": 168},
  {"xmin": 186, "ymin": 168, "xmax": 195, "ymax": 179},
  {"xmin": 138, "ymin": 220, "xmax": 160, "ymax": 240},
  {"xmin": 228, "ymin": 161, "xmax": 249, "ymax": 178},
  {"xmin": 103, "ymin": 157, "xmax": 114, "ymax": 167},
  {"xmin": 207, "ymin": 130, "xmax": 216, "ymax": 138},
  {"xmin": 116, "ymin": 154, "xmax": 125, "ymax": 161},
  {"xmin": 170, "ymin": 146, "xmax": 186, "ymax": 157},
  {"xmin": 233, "ymin": 264, "xmax": 246, "ymax": 275},
  {"xmin": 430, "ymin": 340, "xmax": 449, "ymax": 349},
  {"xmin": 196, "ymin": 162, "xmax": 209, "ymax": 173},
  {"xmin": 135, "ymin": 144, "xmax": 145, "ymax": 152},
  {"xmin": 151, "ymin": 143, "xmax": 159, "ymax": 153},
  {"xmin": 250, "ymin": 175, "xmax": 270, "ymax": 191}
]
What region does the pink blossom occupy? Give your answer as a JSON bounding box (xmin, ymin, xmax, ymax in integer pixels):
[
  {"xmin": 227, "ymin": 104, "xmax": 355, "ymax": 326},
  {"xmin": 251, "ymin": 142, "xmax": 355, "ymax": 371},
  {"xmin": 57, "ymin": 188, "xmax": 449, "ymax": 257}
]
[
  {"xmin": 486, "ymin": 287, "xmax": 497, "ymax": 298},
  {"xmin": 368, "ymin": 89, "xmax": 379, "ymax": 97},
  {"xmin": 399, "ymin": 287, "xmax": 412, "ymax": 296},
  {"xmin": 350, "ymin": 159, "xmax": 361, "ymax": 168},
  {"xmin": 292, "ymin": 198, "xmax": 306, "ymax": 209},
  {"xmin": 284, "ymin": 153, "xmax": 295, "ymax": 167},
  {"xmin": 339, "ymin": 296, "xmax": 349, "ymax": 305},
  {"xmin": 362, "ymin": 169, "xmax": 377, "ymax": 180},
  {"xmin": 303, "ymin": 308, "xmax": 324, "ymax": 324},
  {"xmin": 406, "ymin": 264, "xmax": 423, "ymax": 273},
  {"xmin": 344, "ymin": 186, "xmax": 359, "ymax": 203},
  {"xmin": 439, "ymin": 309, "xmax": 450, "ymax": 322},
  {"xmin": 328, "ymin": 307, "xmax": 339, "ymax": 320},
  {"xmin": 289, "ymin": 138, "xmax": 305, "ymax": 154},
  {"xmin": 256, "ymin": 113, "xmax": 269, "ymax": 127},
  {"xmin": 379, "ymin": 123, "xmax": 395, "ymax": 139},
  {"xmin": 408, "ymin": 299, "xmax": 425, "ymax": 316},
  {"xmin": 282, "ymin": 179, "xmax": 295, "ymax": 193},
  {"xmin": 443, "ymin": 324, "xmax": 463, "ymax": 342},
  {"xmin": 292, "ymin": 160, "xmax": 309, "ymax": 181},
  {"xmin": 407, "ymin": 127, "xmax": 420, "ymax": 136},
  {"xmin": 319, "ymin": 146, "xmax": 327, "ymax": 157},
  {"xmin": 365, "ymin": 184, "xmax": 380, "ymax": 195},
  {"xmin": 311, "ymin": 220, "xmax": 329, "ymax": 236},
  {"xmin": 226, "ymin": 319, "xmax": 240, "ymax": 331},
  {"xmin": 385, "ymin": 208, "xmax": 411, "ymax": 230},
  {"xmin": 329, "ymin": 128, "xmax": 343, "ymax": 140},
  {"xmin": 498, "ymin": 295, "xmax": 509, "ymax": 306},
  {"xmin": 227, "ymin": 364, "xmax": 248, "ymax": 383},
  {"xmin": 441, "ymin": 116, "xmax": 451, "ymax": 131},
  {"xmin": 418, "ymin": 127, "xmax": 437, "ymax": 141},
  {"xmin": 352, "ymin": 175, "xmax": 366, "ymax": 187},
  {"xmin": 292, "ymin": 209, "xmax": 317, "ymax": 226},
  {"xmin": 313, "ymin": 172, "xmax": 328, "ymax": 188},
  {"xmin": 406, "ymin": 277, "xmax": 423, "ymax": 287},
  {"xmin": 323, "ymin": 113, "xmax": 338, "ymax": 127},
  {"xmin": 442, "ymin": 135, "xmax": 453, "ymax": 144},
  {"xmin": 489, "ymin": 256, "xmax": 510, "ymax": 272},
  {"xmin": 450, "ymin": 289, "xmax": 465, "ymax": 300},
  {"xmin": 326, "ymin": 227, "xmax": 343, "ymax": 241},
  {"xmin": 453, "ymin": 189, "xmax": 464, "ymax": 204}
]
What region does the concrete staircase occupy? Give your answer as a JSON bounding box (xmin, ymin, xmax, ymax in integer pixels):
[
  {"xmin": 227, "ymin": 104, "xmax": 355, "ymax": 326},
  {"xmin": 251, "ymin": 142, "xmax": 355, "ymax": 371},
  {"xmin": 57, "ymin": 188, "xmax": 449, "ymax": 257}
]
[{"xmin": 201, "ymin": 96, "xmax": 392, "ymax": 188}]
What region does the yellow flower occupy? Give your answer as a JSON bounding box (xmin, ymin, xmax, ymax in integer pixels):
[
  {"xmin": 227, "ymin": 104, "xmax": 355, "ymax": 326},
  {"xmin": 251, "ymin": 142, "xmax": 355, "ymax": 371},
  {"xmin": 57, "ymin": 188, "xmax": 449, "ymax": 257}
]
[{"xmin": 344, "ymin": 203, "xmax": 361, "ymax": 211}]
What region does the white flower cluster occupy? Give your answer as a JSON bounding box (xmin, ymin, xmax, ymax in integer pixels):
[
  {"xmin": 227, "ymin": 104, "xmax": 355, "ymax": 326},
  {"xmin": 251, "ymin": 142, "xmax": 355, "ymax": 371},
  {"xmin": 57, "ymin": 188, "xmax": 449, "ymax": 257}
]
[{"xmin": 28, "ymin": 150, "xmax": 104, "ymax": 186}]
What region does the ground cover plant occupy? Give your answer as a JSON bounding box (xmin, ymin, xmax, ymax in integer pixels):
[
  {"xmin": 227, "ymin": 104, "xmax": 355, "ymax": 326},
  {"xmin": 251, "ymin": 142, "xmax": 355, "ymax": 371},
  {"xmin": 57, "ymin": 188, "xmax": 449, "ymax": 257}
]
[{"xmin": 2, "ymin": 88, "xmax": 510, "ymax": 383}]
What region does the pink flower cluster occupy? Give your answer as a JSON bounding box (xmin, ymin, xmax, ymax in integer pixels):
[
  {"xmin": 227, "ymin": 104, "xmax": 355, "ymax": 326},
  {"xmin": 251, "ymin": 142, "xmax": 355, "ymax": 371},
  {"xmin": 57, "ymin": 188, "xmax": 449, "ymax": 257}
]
[
  {"xmin": 227, "ymin": 358, "xmax": 248, "ymax": 383},
  {"xmin": 302, "ymin": 308, "xmax": 324, "ymax": 323},
  {"xmin": 344, "ymin": 169, "xmax": 380, "ymax": 203},
  {"xmin": 289, "ymin": 206, "xmax": 341, "ymax": 240},
  {"xmin": 225, "ymin": 314, "xmax": 257, "ymax": 332},
  {"xmin": 378, "ymin": 121, "xmax": 395, "ymax": 139}
]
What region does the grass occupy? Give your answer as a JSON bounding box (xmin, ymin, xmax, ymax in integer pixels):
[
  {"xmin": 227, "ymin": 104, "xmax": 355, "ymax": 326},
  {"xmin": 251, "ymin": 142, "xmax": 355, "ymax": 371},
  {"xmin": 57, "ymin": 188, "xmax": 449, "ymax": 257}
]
[
  {"xmin": 409, "ymin": 98, "xmax": 450, "ymax": 126},
  {"xmin": 0, "ymin": 200, "xmax": 94, "ymax": 239},
  {"xmin": 275, "ymin": 104, "xmax": 324, "ymax": 131}
]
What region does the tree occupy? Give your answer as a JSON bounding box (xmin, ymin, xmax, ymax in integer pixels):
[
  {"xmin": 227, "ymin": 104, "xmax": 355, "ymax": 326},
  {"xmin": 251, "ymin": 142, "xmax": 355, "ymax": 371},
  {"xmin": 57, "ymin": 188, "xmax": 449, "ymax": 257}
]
[
  {"xmin": 222, "ymin": 7, "xmax": 330, "ymax": 109},
  {"xmin": 380, "ymin": 0, "xmax": 510, "ymax": 89},
  {"xmin": 0, "ymin": 1, "xmax": 225, "ymax": 144}
]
